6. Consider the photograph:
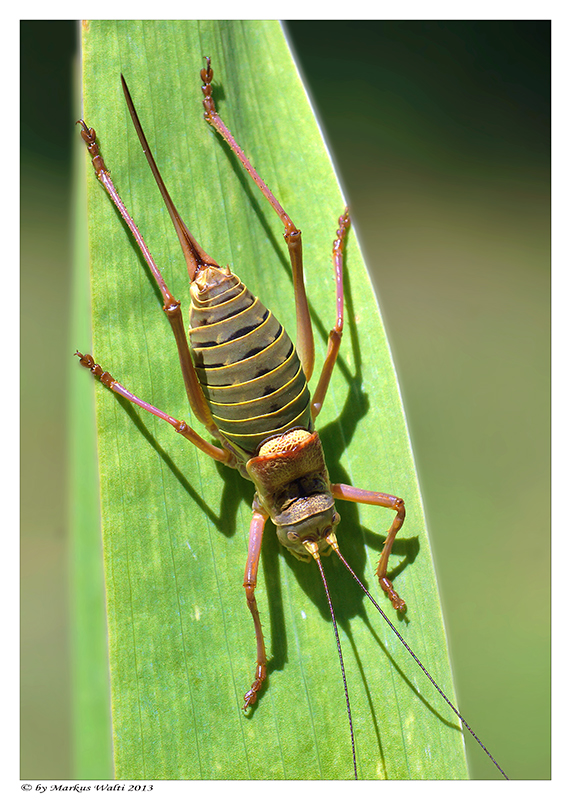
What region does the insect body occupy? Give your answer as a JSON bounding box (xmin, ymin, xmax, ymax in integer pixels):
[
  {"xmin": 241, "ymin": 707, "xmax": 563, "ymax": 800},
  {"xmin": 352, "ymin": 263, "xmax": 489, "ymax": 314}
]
[{"xmin": 77, "ymin": 58, "xmax": 507, "ymax": 780}]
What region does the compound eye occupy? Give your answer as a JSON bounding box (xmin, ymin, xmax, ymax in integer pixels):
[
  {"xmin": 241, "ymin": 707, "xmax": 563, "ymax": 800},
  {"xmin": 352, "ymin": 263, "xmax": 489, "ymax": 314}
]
[{"xmin": 287, "ymin": 530, "xmax": 299, "ymax": 542}]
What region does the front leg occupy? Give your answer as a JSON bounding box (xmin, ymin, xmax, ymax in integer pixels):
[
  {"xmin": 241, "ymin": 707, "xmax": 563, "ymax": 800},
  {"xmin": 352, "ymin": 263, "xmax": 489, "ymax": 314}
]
[
  {"xmin": 242, "ymin": 505, "xmax": 269, "ymax": 709},
  {"xmin": 331, "ymin": 483, "xmax": 407, "ymax": 612}
]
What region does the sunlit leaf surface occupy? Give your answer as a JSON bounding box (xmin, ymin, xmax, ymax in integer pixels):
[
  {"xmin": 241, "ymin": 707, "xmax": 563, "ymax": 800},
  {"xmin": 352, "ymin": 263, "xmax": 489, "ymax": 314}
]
[{"xmin": 78, "ymin": 19, "xmax": 468, "ymax": 780}]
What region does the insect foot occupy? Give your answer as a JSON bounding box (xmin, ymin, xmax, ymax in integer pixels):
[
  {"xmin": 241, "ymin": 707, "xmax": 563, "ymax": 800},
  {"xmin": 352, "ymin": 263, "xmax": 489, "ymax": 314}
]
[
  {"xmin": 242, "ymin": 663, "xmax": 267, "ymax": 712},
  {"xmin": 75, "ymin": 351, "xmax": 116, "ymax": 390}
]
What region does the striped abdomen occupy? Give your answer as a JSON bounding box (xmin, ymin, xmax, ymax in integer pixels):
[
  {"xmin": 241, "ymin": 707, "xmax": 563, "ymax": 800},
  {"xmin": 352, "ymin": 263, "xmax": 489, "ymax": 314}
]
[{"xmin": 189, "ymin": 266, "xmax": 312, "ymax": 457}]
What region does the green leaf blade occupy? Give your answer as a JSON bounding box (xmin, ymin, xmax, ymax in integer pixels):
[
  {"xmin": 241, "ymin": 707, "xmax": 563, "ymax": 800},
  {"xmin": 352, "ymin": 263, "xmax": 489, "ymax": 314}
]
[{"xmin": 77, "ymin": 19, "xmax": 468, "ymax": 780}]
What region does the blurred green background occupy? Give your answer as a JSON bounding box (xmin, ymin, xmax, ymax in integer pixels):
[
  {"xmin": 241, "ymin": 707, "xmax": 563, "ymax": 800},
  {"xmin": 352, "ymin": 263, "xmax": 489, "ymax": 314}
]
[{"xmin": 21, "ymin": 20, "xmax": 549, "ymax": 780}]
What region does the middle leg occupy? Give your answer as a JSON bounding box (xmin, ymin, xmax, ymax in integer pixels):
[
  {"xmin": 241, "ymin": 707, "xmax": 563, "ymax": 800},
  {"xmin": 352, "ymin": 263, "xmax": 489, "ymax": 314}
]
[
  {"xmin": 75, "ymin": 352, "xmax": 234, "ymax": 465},
  {"xmin": 311, "ymin": 209, "xmax": 350, "ymax": 419}
]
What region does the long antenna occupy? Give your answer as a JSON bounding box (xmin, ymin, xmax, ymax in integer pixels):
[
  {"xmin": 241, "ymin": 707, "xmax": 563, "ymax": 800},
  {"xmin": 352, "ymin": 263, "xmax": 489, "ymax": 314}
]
[
  {"xmin": 304, "ymin": 541, "xmax": 358, "ymax": 780},
  {"xmin": 325, "ymin": 534, "xmax": 509, "ymax": 780}
]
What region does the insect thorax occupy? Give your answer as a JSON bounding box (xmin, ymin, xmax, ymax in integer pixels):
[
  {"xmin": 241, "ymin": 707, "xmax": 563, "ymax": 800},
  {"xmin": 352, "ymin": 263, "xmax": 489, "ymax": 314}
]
[{"xmin": 246, "ymin": 429, "xmax": 339, "ymax": 560}]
